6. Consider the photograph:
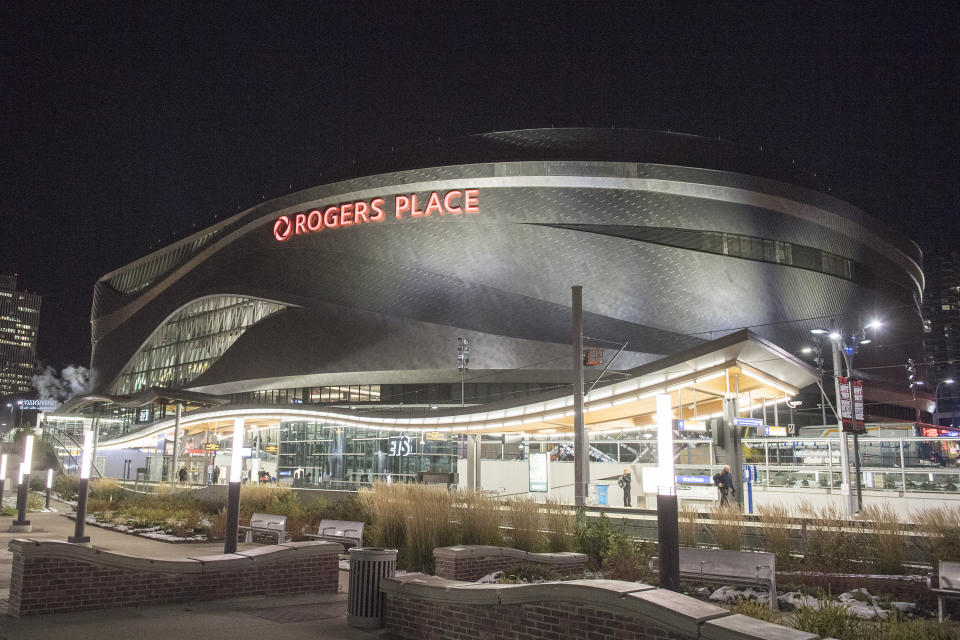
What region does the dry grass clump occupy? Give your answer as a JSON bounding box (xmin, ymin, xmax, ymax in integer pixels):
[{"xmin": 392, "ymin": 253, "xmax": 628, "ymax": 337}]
[
  {"xmin": 756, "ymin": 503, "xmax": 796, "ymax": 568},
  {"xmin": 541, "ymin": 497, "xmax": 575, "ymax": 552},
  {"xmin": 678, "ymin": 504, "xmax": 700, "ymax": 548},
  {"xmin": 505, "ymin": 496, "xmax": 544, "ymax": 552},
  {"xmin": 860, "ymin": 504, "xmax": 906, "ymax": 574},
  {"xmin": 359, "ymin": 482, "xmax": 459, "ymax": 572},
  {"xmin": 798, "ymin": 500, "xmax": 859, "ymax": 572},
  {"xmin": 912, "ymin": 505, "xmax": 960, "ymax": 565},
  {"xmin": 708, "ymin": 504, "xmax": 744, "ymax": 550},
  {"xmin": 456, "ymin": 490, "xmax": 503, "ymax": 546}
]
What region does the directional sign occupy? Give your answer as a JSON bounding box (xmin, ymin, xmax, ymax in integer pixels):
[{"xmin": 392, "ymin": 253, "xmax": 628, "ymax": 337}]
[
  {"xmin": 204, "ymin": 442, "xmax": 220, "ymax": 451},
  {"xmin": 764, "ymin": 426, "xmax": 788, "ymax": 437},
  {"xmin": 733, "ymin": 417, "xmax": 764, "ymax": 427},
  {"xmin": 264, "ymin": 445, "xmax": 279, "ymax": 453}
]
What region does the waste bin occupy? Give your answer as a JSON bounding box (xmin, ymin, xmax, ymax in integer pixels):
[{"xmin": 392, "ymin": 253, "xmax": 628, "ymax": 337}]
[
  {"xmin": 595, "ymin": 484, "xmax": 609, "ymax": 506},
  {"xmin": 347, "ymin": 547, "xmax": 397, "ymax": 628}
]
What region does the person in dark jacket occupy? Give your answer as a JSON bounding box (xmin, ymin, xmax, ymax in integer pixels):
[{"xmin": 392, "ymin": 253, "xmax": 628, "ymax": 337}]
[
  {"xmin": 715, "ymin": 465, "xmax": 735, "ymax": 506},
  {"xmin": 617, "ymin": 469, "xmax": 632, "ymax": 507},
  {"xmin": 178, "ymin": 466, "xmax": 188, "ymax": 484}
]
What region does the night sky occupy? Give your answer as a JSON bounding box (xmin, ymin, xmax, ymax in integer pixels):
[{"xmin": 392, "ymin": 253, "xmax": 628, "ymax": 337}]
[{"xmin": 2, "ymin": 2, "xmax": 958, "ymax": 369}]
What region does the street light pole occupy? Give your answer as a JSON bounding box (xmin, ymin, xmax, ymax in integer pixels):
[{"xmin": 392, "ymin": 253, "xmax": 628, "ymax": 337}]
[
  {"xmin": 934, "ymin": 380, "xmax": 956, "ymax": 427},
  {"xmin": 830, "ymin": 342, "xmax": 856, "ymax": 516}
]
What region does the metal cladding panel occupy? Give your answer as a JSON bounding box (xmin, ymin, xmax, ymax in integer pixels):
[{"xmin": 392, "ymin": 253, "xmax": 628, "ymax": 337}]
[{"xmin": 89, "ymin": 134, "xmax": 923, "ymax": 395}]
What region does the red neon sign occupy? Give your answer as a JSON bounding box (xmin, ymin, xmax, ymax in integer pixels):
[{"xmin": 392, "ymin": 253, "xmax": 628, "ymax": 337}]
[{"xmin": 272, "ymin": 189, "xmax": 480, "ymax": 242}]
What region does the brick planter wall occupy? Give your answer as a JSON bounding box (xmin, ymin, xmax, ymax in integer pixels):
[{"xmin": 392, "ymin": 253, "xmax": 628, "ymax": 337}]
[
  {"xmin": 7, "ymin": 538, "xmax": 340, "ymax": 617},
  {"xmin": 381, "ymin": 575, "xmax": 822, "ymax": 640},
  {"xmin": 433, "ymin": 545, "xmax": 587, "ymax": 581}
]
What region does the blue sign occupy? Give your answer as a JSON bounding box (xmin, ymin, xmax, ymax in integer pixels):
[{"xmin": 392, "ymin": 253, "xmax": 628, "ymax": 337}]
[
  {"xmin": 676, "ymin": 475, "xmax": 713, "ymax": 485},
  {"xmin": 733, "ymin": 417, "xmax": 764, "ymax": 427}
]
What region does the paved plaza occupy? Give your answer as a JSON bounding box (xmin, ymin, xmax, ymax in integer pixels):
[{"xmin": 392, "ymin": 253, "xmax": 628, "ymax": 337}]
[{"xmin": 0, "ymin": 496, "xmax": 395, "ymax": 640}]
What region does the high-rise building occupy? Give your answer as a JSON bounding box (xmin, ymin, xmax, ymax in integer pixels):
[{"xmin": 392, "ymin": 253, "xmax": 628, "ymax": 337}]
[
  {"xmin": 0, "ymin": 275, "xmax": 41, "ymax": 397},
  {"xmin": 923, "ymin": 252, "xmax": 960, "ymax": 426}
]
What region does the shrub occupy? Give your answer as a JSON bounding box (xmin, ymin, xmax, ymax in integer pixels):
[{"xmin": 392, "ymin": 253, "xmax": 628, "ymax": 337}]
[
  {"xmin": 504, "ymin": 496, "xmax": 544, "ymax": 552},
  {"xmin": 27, "ymin": 492, "xmax": 45, "ymax": 511},
  {"xmin": 708, "ymin": 504, "xmax": 744, "ymax": 550},
  {"xmin": 575, "ymin": 510, "xmax": 614, "ymax": 568},
  {"xmin": 792, "ymin": 594, "xmax": 866, "ymax": 639},
  {"xmin": 455, "ymin": 490, "xmax": 503, "ymax": 546},
  {"xmin": 404, "ymin": 485, "xmax": 457, "ymax": 572},
  {"xmin": 731, "ymin": 597, "xmax": 778, "ymax": 623},
  {"xmin": 53, "ymin": 474, "xmax": 80, "ymax": 502},
  {"xmin": 605, "ymin": 534, "xmax": 655, "ymax": 582},
  {"xmin": 208, "ymin": 508, "xmax": 227, "ymax": 540}
]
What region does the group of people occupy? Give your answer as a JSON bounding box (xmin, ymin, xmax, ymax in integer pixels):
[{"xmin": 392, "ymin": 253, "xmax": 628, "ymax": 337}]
[{"xmin": 614, "ymin": 464, "xmax": 736, "ymax": 507}]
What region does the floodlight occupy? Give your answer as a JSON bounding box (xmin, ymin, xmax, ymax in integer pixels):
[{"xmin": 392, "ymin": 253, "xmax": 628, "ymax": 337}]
[
  {"xmin": 828, "ymin": 331, "xmax": 842, "ymax": 340},
  {"xmin": 810, "ymin": 329, "xmax": 827, "ymax": 335}
]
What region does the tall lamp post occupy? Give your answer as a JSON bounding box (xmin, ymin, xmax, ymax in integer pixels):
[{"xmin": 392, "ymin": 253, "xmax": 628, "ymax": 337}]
[
  {"xmin": 224, "ymin": 418, "xmax": 245, "ymax": 554},
  {"xmin": 655, "ymin": 393, "xmax": 680, "ymax": 591},
  {"xmin": 810, "ymin": 320, "xmax": 880, "ymax": 515},
  {"xmin": 0, "ymin": 453, "xmax": 7, "ymax": 509},
  {"xmin": 68, "ymin": 430, "xmax": 94, "ymax": 543},
  {"xmin": 10, "ymin": 434, "xmax": 34, "ymax": 532},
  {"xmin": 934, "ymin": 379, "xmax": 956, "ymax": 427}
]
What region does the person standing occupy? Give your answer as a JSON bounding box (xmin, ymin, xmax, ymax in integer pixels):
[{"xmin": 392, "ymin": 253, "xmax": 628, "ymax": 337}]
[
  {"xmin": 617, "ymin": 469, "xmax": 632, "ymax": 507},
  {"xmin": 178, "ymin": 466, "xmax": 188, "ymax": 484},
  {"xmin": 715, "ymin": 464, "xmax": 735, "ymax": 507},
  {"xmin": 211, "ymin": 465, "xmax": 220, "ymax": 485}
]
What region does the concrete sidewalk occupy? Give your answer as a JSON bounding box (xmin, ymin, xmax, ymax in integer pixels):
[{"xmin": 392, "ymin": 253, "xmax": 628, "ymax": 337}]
[{"xmin": 0, "ymin": 495, "xmax": 391, "ymax": 640}]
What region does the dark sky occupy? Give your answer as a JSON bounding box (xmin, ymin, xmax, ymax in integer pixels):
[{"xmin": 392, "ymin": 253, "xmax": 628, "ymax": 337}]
[{"xmin": 2, "ymin": 2, "xmax": 958, "ymax": 368}]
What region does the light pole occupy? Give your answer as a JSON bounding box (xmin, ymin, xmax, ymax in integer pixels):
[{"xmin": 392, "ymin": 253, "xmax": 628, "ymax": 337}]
[
  {"xmin": 810, "ymin": 320, "xmax": 881, "ymax": 515},
  {"xmin": 68, "ymin": 430, "xmax": 94, "ymax": 543},
  {"xmin": 224, "ymin": 418, "xmax": 245, "ymax": 554},
  {"xmin": 10, "ymin": 434, "xmax": 34, "ymax": 532},
  {"xmin": 457, "ymin": 337, "xmax": 469, "ymax": 407},
  {"xmin": 45, "ymin": 468, "xmax": 53, "ymax": 509},
  {"xmin": 801, "ymin": 337, "xmax": 828, "ymax": 425},
  {"xmin": 934, "ymin": 379, "xmax": 956, "ymax": 427}
]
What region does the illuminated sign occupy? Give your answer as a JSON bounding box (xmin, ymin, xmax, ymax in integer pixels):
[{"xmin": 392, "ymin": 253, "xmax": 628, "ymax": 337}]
[
  {"xmin": 764, "ymin": 426, "xmax": 788, "ymax": 437},
  {"xmin": 529, "ymin": 452, "xmax": 548, "ymax": 492},
  {"xmin": 17, "ymin": 399, "xmax": 59, "ymax": 410},
  {"xmin": 204, "ymin": 443, "xmax": 220, "ymax": 451},
  {"xmin": 264, "ymin": 445, "xmax": 279, "ymax": 453},
  {"xmin": 272, "ymin": 189, "xmax": 480, "ymax": 241},
  {"xmin": 733, "ymin": 417, "xmax": 763, "ymax": 427},
  {"xmin": 423, "ymin": 431, "xmax": 446, "ymax": 441},
  {"xmin": 387, "ymin": 436, "xmax": 412, "ymax": 457},
  {"xmin": 677, "ymin": 419, "xmax": 707, "ymax": 432},
  {"xmin": 676, "ymin": 475, "xmax": 712, "ymax": 485}
]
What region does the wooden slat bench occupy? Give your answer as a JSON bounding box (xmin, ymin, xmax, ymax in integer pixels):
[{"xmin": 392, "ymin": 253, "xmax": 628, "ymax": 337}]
[{"xmin": 650, "ymin": 547, "xmax": 778, "ymax": 610}]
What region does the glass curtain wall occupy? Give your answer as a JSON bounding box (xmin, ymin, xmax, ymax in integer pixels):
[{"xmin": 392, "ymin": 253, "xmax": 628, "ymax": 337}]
[{"xmin": 111, "ymin": 296, "xmax": 287, "ymax": 394}]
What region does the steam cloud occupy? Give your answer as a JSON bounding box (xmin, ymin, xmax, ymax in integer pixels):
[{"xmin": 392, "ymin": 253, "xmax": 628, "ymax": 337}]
[{"xmin": 32, "ymin": 365, "xmax": 91, "ymax": 401}]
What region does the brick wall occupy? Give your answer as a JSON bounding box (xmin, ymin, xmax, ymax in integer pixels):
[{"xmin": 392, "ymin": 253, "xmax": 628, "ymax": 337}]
[
  {"xmin": 380, "ymin": 575, "xmax": 822, "ymax": 640},
  {"xmin": 7, "ymin": 538, "xmax": 340, "ymax": 617},
  {"xmin": 385, "ymin": 594, "xmax": 688, "ymax": 640},
  {"xmin": 433, "ymin": 545, "xmax": 586, "ymax": 581}
]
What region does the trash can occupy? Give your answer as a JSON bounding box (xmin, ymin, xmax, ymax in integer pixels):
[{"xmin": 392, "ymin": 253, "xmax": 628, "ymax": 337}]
[
  {"xmin": 347, "ymin": 547, "xmax": 397, "ymax": 628},
  {"xmin": 595, "ymin": 484, "xmax": 609, "ymax": 506}
]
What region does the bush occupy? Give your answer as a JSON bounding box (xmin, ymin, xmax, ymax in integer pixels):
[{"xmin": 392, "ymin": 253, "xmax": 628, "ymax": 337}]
[
  {"xmin": 731, "ymin": 597, "xmax": 778, "ymax": 623},
  {"xmin": 605, "ymin": 534, "xmax": 655, "ymax": 582},
  {"xmin": 575, "ymin": 510, "xmax": 614, "ymax": 568},
  {"xmin": 504, "ymin": 497, "xmax": 544, "ymax": 552},
  {"xmin": 678, "ymin": 504, "xmax": 700, "ymax": 548},
  {"xmin": 53, "ymin": 474, "xmax": 80, "ymax": 502}
]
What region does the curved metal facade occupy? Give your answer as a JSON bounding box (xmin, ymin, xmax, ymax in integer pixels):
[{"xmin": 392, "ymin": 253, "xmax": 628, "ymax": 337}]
[{"xmin": 89, "ymin": 129, "xmax": 923, "ymax": 396}]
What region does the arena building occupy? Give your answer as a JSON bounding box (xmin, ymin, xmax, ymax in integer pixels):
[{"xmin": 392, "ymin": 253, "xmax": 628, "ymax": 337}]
[{"xmin": 45, "ymin": 128, "xmax": 932, "ymax": 495}]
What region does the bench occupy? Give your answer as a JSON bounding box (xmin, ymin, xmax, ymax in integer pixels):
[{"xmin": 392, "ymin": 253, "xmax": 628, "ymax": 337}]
[
  {"xmin": 650, "ymin": 547, "xmax": 778, "ymax": 610},
  {"xmin": 304, "ymin": 519, "xmax": 364, "ymax": 548},
  {"xmin": 237, "ymin": 513, "xmax": 289, "ymax": 544},
  {"xmin": 929, "ymin": 560, "xmax": 960, "ymax": 622}
]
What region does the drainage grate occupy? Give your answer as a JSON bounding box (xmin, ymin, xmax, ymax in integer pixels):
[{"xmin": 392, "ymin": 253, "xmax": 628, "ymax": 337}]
[{"xmin": 240, "ymin": 601, "xmax": 347, "ymax": 623}]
